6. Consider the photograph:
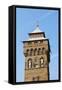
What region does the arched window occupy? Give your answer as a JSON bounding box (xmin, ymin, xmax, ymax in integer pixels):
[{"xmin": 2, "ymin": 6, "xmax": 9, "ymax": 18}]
[
  {"xmin": 40, "ymin": 57, "xmax": 44, "ymax": 67},
  {"xmin": 30, "ymin": 48, "xmax": 33, "ymax": 56},
  {"xmin": 26, "ymin": 49, "xmax": 29, "ymax": 56},
  {"xmin": 42, "ymin": 47, "xmax": 45, "ymax": 54},
  {"xmin": 38, "ymin": 48, "xmax": 41, "ymax": 55},
  {"xmin": 34, "ymin": 48, "xmax": 37, "ymax": 56},
  {"xmin": 28, "ymin": 59, "xmax": 32, "ymax": 69}
]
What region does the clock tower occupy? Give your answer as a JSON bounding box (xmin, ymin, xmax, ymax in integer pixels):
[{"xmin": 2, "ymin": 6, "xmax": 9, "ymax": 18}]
[{"xmin": 23, "ymin": 25, "xmax": 50, "ymax": 82}]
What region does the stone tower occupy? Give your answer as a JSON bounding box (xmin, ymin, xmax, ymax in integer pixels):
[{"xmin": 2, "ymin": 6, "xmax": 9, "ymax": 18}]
[{"xmin": 23, "ymin": 25, "xmax": 50, "ymax": 82}]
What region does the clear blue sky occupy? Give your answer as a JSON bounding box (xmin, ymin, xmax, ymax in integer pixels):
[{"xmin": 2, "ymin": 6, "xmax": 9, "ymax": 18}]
[{"xmin": 16, "ymin": 7, "xmax": 59, "ymax": 82}]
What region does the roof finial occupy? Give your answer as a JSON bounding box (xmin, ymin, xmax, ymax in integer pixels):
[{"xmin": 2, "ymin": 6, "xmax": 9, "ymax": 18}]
[{"xmin": 36, "ymin": 20, "xmax": 39, "ymax": 27}]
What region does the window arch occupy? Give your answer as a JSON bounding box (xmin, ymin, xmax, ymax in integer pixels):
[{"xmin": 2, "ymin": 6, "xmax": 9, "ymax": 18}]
[
  {"xmin": 26, "ymin": 49, "xmax": 29, "ymax": 56},
  {"xmin": 34, "ymin": 48, "xmax": 37, "ymax": 56},
  {"xmin": 30, "ymin": 48, "xmax": 33, "ymax": 56},
  {"xmin": 38, "ymin": 48, "xmax": 41, "ymax": 55},
  {"xmin": 28, "ymin": 58, "xmax": 32, "ymax": 69},
  {"xmin": 40, "ymin": 57, "xmax": 44, "ymax": 67},
  {"xmin": 42, "ymin": 47, "xmax": 45, "ymax": 54}
]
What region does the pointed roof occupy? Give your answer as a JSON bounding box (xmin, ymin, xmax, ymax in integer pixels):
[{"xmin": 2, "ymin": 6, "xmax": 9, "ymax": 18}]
[
  {"xmin": 23, "ymin": 24, "xmax": 48, "ymax": 42},
  {"xmin": 30, "ymin": 24, "xmax": 42, "ymax": 34}
]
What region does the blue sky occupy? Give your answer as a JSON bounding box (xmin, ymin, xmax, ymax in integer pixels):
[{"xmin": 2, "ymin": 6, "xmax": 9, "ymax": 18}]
[{"xmin": 16, "ymin": 7, "xmax": 59, "ymax": 82}]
